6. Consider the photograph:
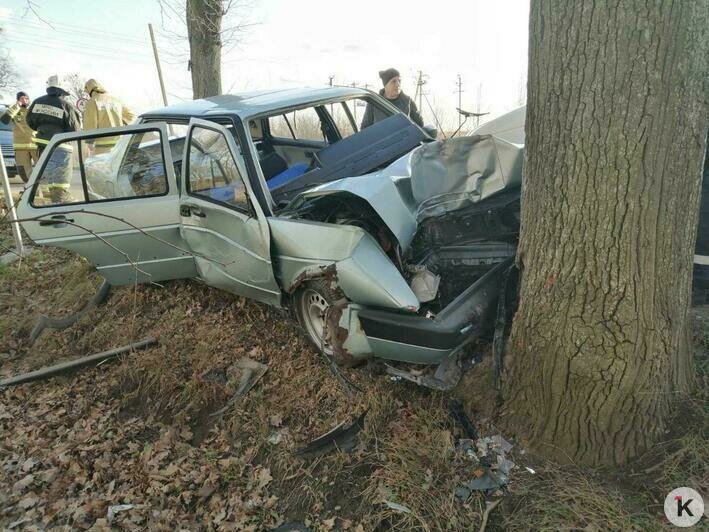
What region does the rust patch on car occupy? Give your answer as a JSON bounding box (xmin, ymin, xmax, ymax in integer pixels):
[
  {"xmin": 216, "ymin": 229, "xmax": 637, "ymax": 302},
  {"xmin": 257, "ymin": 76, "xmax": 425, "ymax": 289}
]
[
  {"xmin": 286, "ymin": 263, "xmax": 338, "ymax": 295},
  {"xmin": 324, "ymin": 298, "xmax": 354, "ymax": 367}
]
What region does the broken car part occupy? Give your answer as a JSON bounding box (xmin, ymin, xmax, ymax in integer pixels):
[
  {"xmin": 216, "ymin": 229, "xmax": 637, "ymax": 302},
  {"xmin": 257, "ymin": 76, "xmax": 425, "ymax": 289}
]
[
  {"xmin": 294, "ymin": 409, "xmax": 367, "ymax": 457},
  {"xmin": 29, "ymin": 279, "xmax": 111, "ymax": 344},
  {"xmin": 210, "ymin": 357, "xmax": 268, "ymax": 417},
  {"xmin": 455, "ymin": 433, "xmax": 516, "ymax": 501},
  {"xmin": 0, "ymin": 337, "xmax": 157, "ymax": 389},
  {"xmin": 448, "ymin": 399, "xmax": 479, "ymax": 439},
  {"xmin": 385, "ymin": 352, "xmax": 463, "ymax": 391}
]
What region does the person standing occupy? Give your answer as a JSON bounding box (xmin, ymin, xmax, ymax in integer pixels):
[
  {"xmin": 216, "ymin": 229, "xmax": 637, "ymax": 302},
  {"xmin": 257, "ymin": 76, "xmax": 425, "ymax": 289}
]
[
  {"xmin": 0, "ymin": 91, "xmax": 38, "ymax": 182},
  {"xmin": 83, "ymin": 78, "xmax": 134, "ymax": 154},
  {"xmin": 361, "ymin": 68, "xmax": 424, "ymax": 129},
  {"xmin": 26, "ymin": 75, "xmax": 82, "ymax": 203}
]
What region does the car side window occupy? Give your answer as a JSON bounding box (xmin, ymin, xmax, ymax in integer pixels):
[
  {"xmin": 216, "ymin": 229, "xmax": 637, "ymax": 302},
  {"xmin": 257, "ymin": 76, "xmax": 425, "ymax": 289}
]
[
  {"xmin": 269, "ymin": 106, "xmax": 327, "ymax": 142},
  {"xmin": 187, "ymin": 126, "xmax": 250, "ymax": 212},
  {"xmin": 30, "ymin": 129, "xmax": 168, "ymax": 207}
]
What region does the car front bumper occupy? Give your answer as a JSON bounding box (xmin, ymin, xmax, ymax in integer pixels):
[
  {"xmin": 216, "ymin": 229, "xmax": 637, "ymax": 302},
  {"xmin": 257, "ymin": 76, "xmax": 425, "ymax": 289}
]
[{"xmin": 355, "ymin": 258, "xmax": 513, "ymax": 364}]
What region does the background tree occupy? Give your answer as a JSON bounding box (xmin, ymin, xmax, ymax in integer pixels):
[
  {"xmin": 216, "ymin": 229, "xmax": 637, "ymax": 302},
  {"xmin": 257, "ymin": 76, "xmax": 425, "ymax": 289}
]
[
  {"xmin": 62, "ymin": 72, "xmax": 87, "ymax": 105},
  {"xmin": 0, "ymin": 32, "xmax": 23, "ymax": 94},
  {"xmin": 502, "ymin": 1, "xmax": 707, "ymax": 465},
  {"xmin": 158, "ymin": 0, "xmax": 255, "ymax": 99}
]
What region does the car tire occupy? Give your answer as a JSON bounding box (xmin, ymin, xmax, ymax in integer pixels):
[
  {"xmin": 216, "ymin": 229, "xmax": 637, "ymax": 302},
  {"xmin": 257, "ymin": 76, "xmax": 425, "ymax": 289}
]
[{"xmin": 292, "ymin": 279, "xmax": 342, "ymax": 360}]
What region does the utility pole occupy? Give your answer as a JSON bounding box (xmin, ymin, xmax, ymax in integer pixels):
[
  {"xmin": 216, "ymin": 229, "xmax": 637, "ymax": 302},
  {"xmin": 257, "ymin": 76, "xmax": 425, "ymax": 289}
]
[
  {"xmin": 328, "ymin": 75, "xmax": 334, "ymax": 115},
  {"xmin": 456, "ymin": 74, "xmax": 463, "ymax": 129},
  {"xmin": 415, "ymin": 70, "xmax": 423, "ymax": 112},
  {"xmin": 148, "ymin": 23, "xmax": 168, "ymax": 107},
  {"xmin": 475, "ymin": 83, "xmax": 483, "ymax": 128},
  {"xmin": 0, "ymin": 150, "xmax": 24, "ymax": 258}
]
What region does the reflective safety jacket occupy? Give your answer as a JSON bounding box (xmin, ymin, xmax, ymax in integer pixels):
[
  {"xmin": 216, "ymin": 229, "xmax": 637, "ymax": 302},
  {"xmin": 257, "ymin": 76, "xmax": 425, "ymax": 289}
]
[
  {"xmin": 26, "ymin": 87, "xmax": 81, "ymax": 147},
  {"xmin": 0, "ymin": 103, "xmax": 37, "ymax": 150},
  {"xmin": 83, "ymin": 90, "xmax": 134, "ymax": 149}
]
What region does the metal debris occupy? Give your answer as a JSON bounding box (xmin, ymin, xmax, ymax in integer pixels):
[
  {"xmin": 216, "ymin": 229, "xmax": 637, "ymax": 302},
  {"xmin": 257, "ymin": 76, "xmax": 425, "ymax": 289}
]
[
  {"xmin": 384, "ymin": 354, "xmax": 462, "ymax": 391},
  {"xmin": 29, "ymin": 279, "xmax": 111, "ymax": 344},
  {"xmin": 107, "ymin": 504, "xmax": 134, "ymax": 523},
  {"xmin": 409, "ymin": 265, "xmax": 440, "ymax": 302},
  {"xmin": 448, "ymin": 399, "xmax": 479, "ymax": 439},
  {"xmin": 295, "ymin": 410, "xmax": 367, "ymax": 457},
  {"xmin": 0, "ymin": 338, "xmax": 157, "ymax": 389},
  {"xmin": 210, "ymin": 357, "xmax": 268, "ymax": 417},
  {"xmin": 384, "ymin": 500, "xmax": 412, "ymax": 514},
  {"xmin": 455, "ymin": 434, "xmax": 516, "ymax": 501}
]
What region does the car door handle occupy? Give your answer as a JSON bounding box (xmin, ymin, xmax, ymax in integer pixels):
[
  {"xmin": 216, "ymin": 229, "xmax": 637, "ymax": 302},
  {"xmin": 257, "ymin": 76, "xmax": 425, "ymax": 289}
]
[
  {"xmin": 180, "ymin": 204, "xmax": 206, "ymax": 218},
  {"xmin": 39, "ymin": 215, "xmax": 74, "ymax": 227}
]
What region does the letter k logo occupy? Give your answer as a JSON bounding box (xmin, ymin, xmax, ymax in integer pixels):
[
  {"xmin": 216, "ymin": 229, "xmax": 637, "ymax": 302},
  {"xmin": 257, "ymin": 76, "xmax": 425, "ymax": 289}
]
[{"xmin": 675, "ymin": 495, "xmax": 694, "ymax": 517}]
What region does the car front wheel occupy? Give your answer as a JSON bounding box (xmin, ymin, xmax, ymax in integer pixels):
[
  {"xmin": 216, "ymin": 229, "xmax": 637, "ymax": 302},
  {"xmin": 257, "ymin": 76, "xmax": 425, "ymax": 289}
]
[{"xmin": 293, "ymin": 280, "xmax": 340, "ymax": 357}]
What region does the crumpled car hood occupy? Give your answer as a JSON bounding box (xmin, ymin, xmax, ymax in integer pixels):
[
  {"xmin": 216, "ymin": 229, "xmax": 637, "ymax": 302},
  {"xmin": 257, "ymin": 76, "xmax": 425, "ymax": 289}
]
[{"xmin": 289, "ymin": 133, "xmax": 524, "ymax": 252}]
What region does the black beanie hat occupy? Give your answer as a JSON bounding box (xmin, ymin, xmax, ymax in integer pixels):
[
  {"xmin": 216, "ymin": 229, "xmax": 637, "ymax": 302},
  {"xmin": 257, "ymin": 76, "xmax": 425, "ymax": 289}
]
[
  {"xmin": 379, "ymin": 68, "xmax": 400, "ymax": 86},
  {"xmin": 16, "ymin": 91, "xmax": 28, "ymax": 100}
]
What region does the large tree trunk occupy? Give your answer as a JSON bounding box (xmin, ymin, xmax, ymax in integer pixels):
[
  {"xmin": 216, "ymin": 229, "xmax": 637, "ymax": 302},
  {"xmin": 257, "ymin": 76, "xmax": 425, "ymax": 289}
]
[
  {"xmin": 186, "ymin": 0, "xmax": 223, "ymax": 99},
  {"xmin": 503, "ymin": 0, "xmax": 707, "ymax": 465}
]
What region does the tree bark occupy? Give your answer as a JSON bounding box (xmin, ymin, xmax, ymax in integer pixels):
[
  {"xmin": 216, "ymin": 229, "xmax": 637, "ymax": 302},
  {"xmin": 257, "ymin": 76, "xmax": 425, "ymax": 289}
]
[
  {"xmin": 503, "ymin": 0, "xmax": 707, "ymax": 465},
  {"xmin": 186, "ymin": 0, "xmax": 223, "ymax": 99}
]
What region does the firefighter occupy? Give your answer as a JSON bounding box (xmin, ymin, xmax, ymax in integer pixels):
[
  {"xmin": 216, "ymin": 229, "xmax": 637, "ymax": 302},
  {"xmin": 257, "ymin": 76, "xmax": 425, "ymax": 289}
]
[
  {"xmin": 26, "ymin": 75, "xmax": 82, "ymax": 204},
  {"xmin": 83, "ymin": 78, "xmax": 134, "ymax": 154},
  {"xmin": 0, "ymin": 91, "xmax": 38, "ymax": 183}
]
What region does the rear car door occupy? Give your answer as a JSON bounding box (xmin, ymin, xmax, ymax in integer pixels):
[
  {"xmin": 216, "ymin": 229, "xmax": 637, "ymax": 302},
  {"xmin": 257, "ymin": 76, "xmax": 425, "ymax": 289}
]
[
  {"xmin": 17, "ymin": 123, "xmax": 198, "ymax": 285},
  {"xmin": 179, "ymin": 118, "xmax": 282, "ymax": 307}
]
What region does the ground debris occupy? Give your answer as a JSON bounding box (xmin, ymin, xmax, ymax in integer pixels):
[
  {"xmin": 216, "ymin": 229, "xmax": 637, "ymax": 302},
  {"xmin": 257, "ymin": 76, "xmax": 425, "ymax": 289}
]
[
  {"xmin": 210, "ymin": 357, "xmax": 268, "ymax": 417},
  {"xmin": 295, "ymin": 410, "xmax": 367, "ymax": 457},
  {"xmin": 455, "ymin": 434, "xmax": 515, "ymax": 501},
  {"xmin": 0, "ymin": 337, "xmax": 157, "ymax": 389},
  {"xmin": 107, "ymin": 504, "xmax": 134, "ymax": 523}
]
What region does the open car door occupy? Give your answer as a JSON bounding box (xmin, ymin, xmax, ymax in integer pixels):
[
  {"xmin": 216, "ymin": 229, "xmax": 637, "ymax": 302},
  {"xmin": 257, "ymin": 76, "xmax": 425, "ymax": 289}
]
[
  {"xmin": 178, "ymin": 118, "xmax": 282, "ymax": 307},
  {"xmin": 17, "ymin": 123, "xmax": 198, "ymax": 285}
]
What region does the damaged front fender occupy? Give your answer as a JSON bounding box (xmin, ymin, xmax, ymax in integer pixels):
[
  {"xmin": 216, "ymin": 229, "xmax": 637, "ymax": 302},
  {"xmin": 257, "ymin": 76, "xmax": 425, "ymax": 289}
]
[{"xmin": 269, "ymin": 218, "xmax": 419, "ymax": 312}]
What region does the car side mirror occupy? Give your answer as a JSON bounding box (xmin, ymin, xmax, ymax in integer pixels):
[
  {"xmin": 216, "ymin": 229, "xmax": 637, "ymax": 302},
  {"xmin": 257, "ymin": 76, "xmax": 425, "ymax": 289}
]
[{"xmin": 422, "ymin": 124, "xmax": 438, "ymax": 139}]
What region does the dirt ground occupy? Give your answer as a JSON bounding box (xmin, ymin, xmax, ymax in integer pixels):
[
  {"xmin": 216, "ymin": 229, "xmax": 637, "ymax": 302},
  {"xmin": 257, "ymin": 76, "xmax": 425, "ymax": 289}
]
[{"xmin": 1, "ymin": 222, "xmax": 707, "ymax": 530}]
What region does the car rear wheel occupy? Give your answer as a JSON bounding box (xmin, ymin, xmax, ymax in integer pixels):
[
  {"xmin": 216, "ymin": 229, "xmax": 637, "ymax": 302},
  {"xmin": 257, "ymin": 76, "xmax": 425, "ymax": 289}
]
[{"xmin": 293, "ymin": 280, "xmax": 339, "ymax": 357}]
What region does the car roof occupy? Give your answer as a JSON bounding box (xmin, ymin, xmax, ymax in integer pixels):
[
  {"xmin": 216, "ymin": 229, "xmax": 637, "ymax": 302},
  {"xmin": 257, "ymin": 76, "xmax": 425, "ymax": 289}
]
[{"xmin": 141, "ymin": 86, "xmax": 373, "ymax": 120}]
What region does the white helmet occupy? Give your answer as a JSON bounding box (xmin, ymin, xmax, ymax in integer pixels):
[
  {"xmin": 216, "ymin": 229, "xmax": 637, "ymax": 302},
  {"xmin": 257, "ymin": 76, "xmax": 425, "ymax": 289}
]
[{"xmin": 46, "ymin": 75, "xmax": 68, "ymax": 92}]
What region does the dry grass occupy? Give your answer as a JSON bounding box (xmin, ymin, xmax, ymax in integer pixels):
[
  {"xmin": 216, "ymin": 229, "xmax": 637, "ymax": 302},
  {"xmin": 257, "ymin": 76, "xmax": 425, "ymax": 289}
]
[{"xmin": 499, "ymin": 464, "xmax": 661, "ymax": 531}]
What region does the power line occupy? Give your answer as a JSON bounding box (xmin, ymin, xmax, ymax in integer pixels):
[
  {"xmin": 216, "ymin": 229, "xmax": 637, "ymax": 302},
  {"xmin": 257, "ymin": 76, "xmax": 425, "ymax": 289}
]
[
  {"xmin": 3, "ymin": 33, "xmax": 155, "ymax": 61},
  {"xmin": 3, "ymin": 36, "xmax": 155, "ymax": 64},
  {"xmin": 3, "ymin": 14, "xmax": 148, "ymax": 45},
  {"xmin": 1, "ymin": 25, "xmax": 155, "ymax": 59}
]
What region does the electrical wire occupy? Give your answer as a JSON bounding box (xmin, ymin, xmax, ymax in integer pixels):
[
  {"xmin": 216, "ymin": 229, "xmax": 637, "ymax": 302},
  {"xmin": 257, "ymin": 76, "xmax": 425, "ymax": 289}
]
[
  {"xmin": 2, "ymin": 14, "xmax": 149, "ymax": 44},
  {"xmin": 3, "ymin": 35, "xmax": 155, "ymax": 64},
  {"xmin": 422, "ymin": 90, "xmax": 448, "ymax": 140}
]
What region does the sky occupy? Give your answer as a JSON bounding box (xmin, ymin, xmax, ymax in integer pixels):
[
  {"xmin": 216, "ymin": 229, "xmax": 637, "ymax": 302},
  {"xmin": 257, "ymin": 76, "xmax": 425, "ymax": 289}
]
[{"xmin": 0, "ymin": 0, "xmax": 530, "ymax": 130}]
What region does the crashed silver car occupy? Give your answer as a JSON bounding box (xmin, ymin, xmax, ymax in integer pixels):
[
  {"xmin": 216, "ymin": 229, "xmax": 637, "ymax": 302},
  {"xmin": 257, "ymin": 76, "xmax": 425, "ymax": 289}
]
[{"xmin": 17, "ymin": 87, "xmax": 522, "ymax": 376}]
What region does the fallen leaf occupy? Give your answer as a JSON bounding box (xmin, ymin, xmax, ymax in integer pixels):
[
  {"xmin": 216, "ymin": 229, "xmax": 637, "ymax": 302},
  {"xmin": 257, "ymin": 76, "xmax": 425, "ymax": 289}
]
[
  {"xmin": 255, "ymin": 467, "xmax": 272, "ymax": 489},
  {"xmin": 18, "ymin": 495, "xmax": 39, "ymax": 509}
]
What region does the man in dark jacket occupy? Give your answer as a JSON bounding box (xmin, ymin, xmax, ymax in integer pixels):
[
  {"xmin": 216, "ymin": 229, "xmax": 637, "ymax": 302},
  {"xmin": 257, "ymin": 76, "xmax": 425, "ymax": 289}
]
[
  {"xmin": 26, "ymin": 75, "xmax": 82, "ymax": 204},
  {"xmin": 361, "ymin": 68, "xmax": 424, "ymax": 129}
]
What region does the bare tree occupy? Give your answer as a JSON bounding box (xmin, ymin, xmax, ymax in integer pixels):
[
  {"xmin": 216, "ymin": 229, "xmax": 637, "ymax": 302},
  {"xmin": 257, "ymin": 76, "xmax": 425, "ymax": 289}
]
[
  {"xmin": 157, "ymin": 0, "xmax": 256, "ymax": 100},
  {"xmin": 502, "ymin": 1, "xmax": 707, "ymax": 465},
  {"xmin": 63, "ymin": 72, "xmax": 87, "ymax": 105},
  {"xmin": 0, "ymin": 35, "xmax": 22, "ymax": 93},
  {"xmin": 185, "ymin": 0, "xmax": 223, "ymax": 98}
]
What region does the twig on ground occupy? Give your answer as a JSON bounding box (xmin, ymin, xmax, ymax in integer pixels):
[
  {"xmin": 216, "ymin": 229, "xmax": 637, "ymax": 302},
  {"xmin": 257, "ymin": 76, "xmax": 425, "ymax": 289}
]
[{"xmin": 479, "ymin": 498, "xmax": 502, "ymax": 532}]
